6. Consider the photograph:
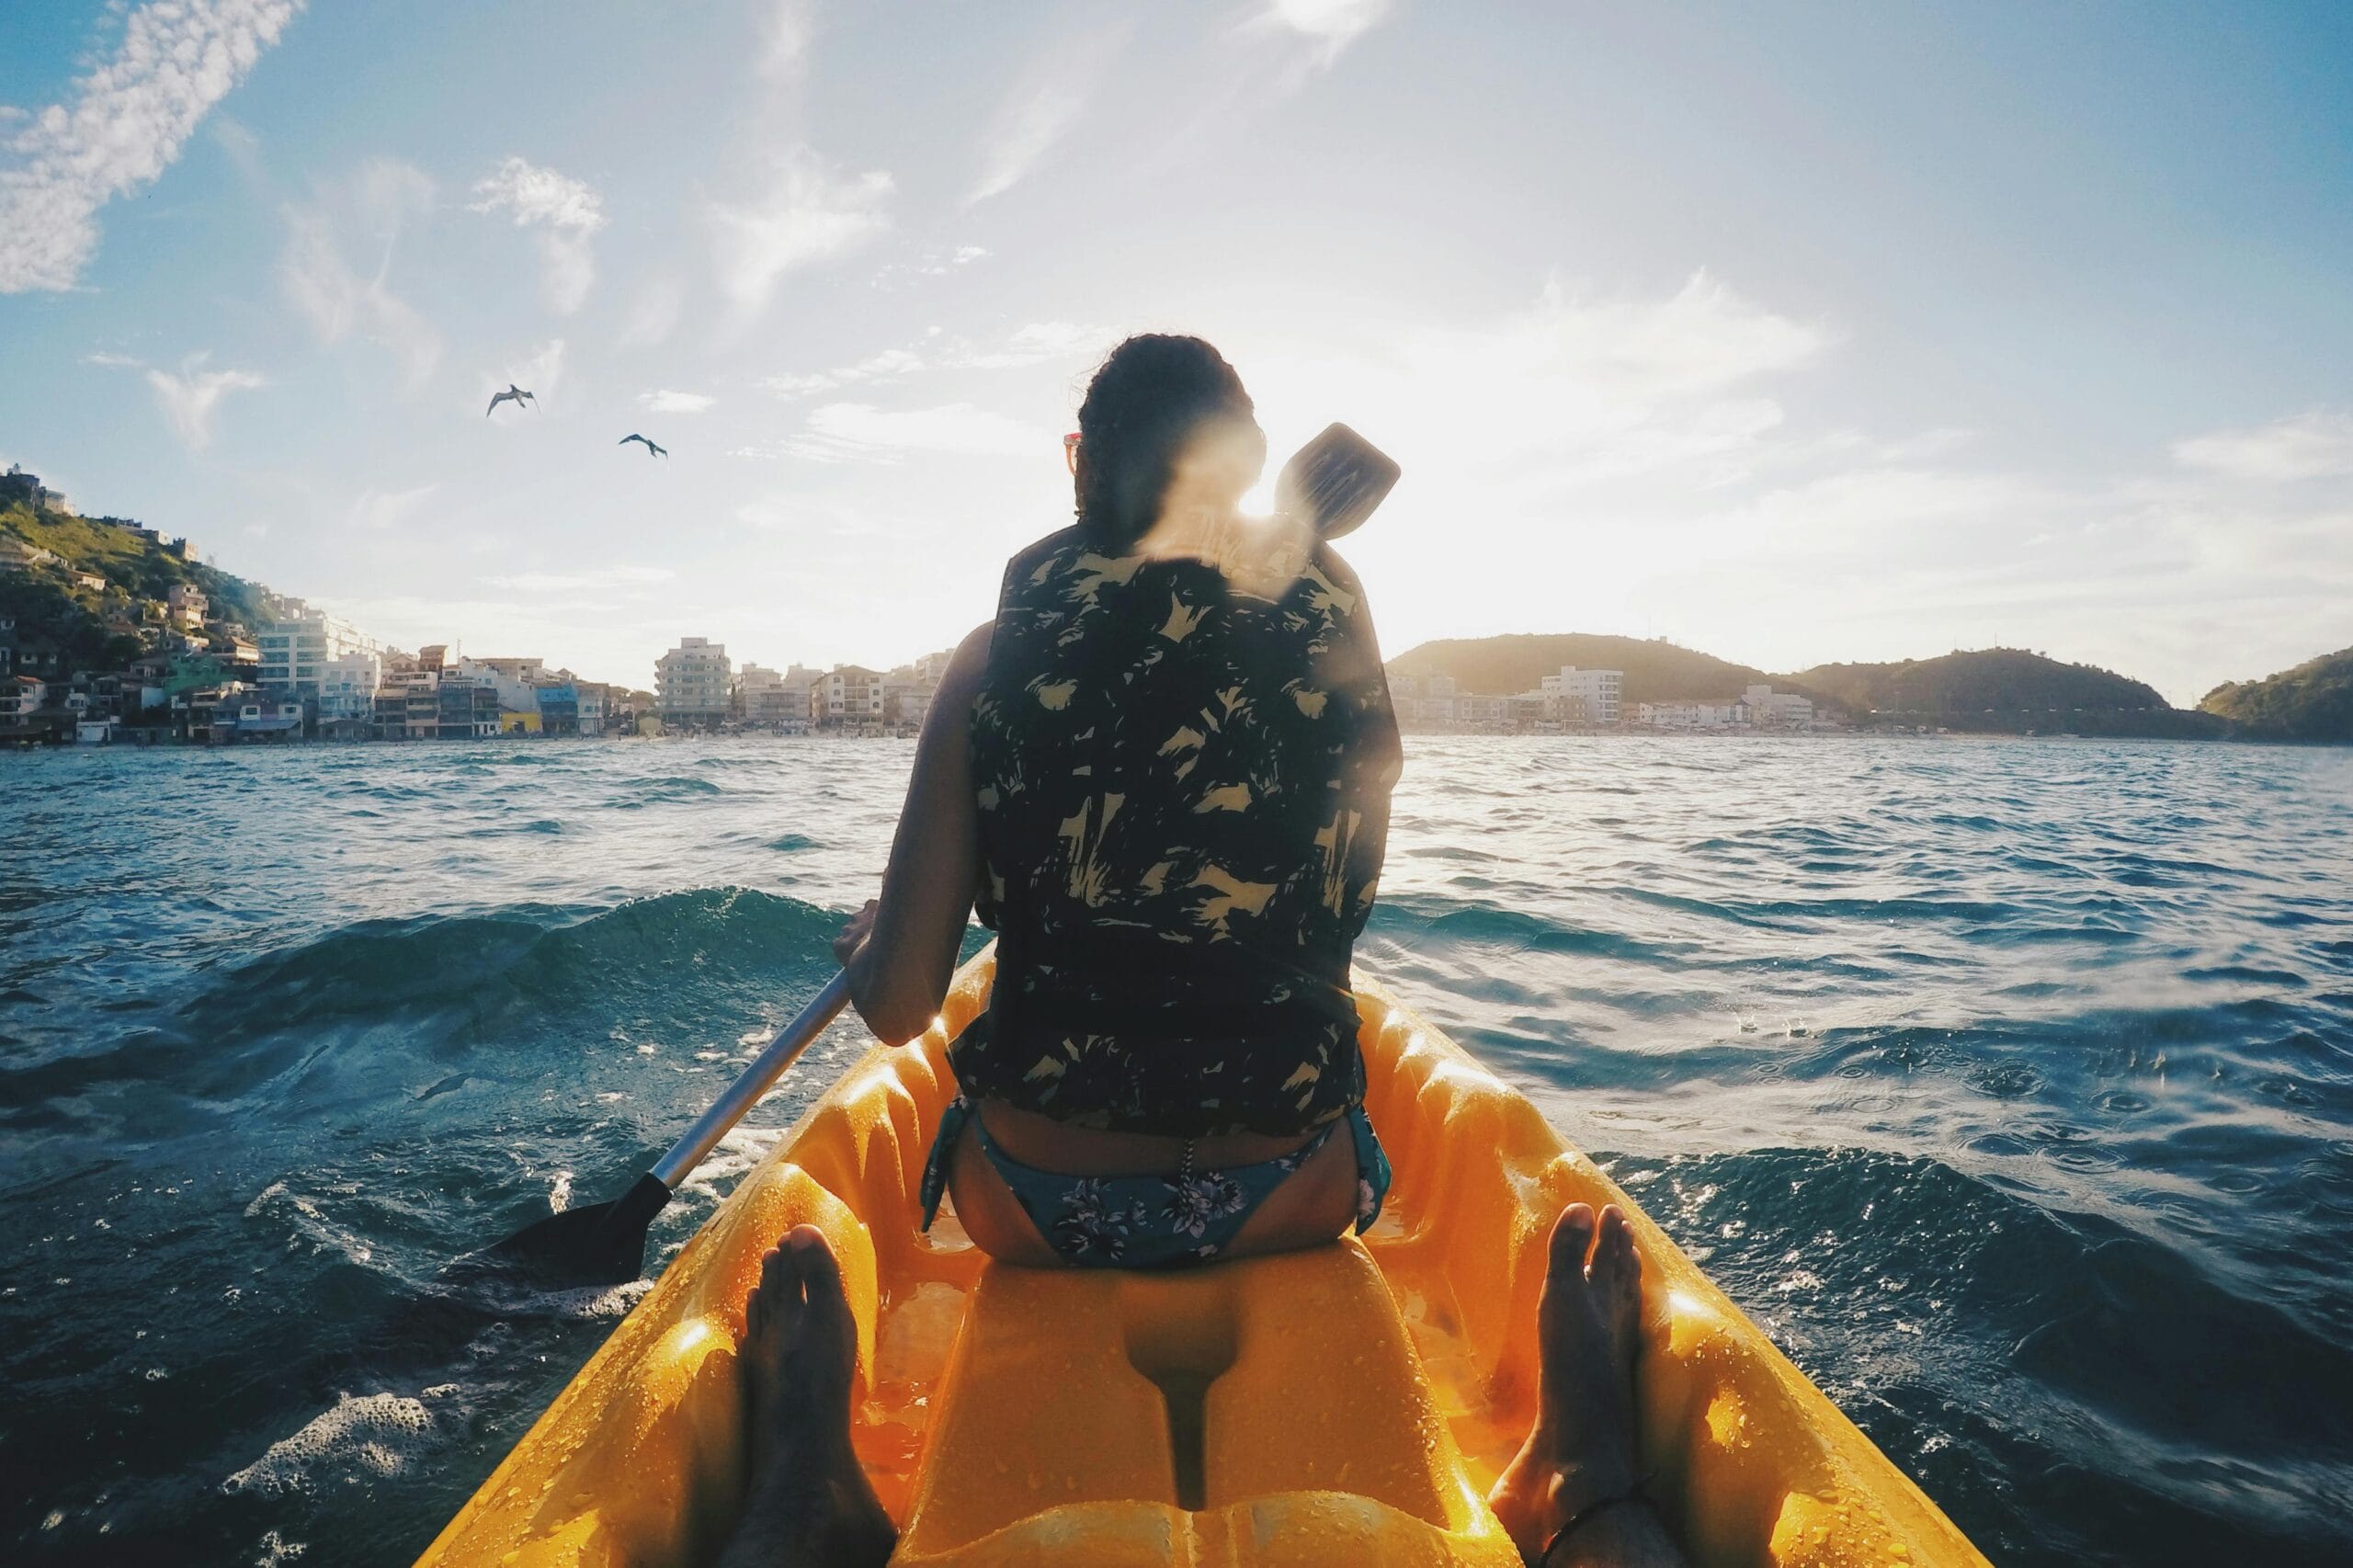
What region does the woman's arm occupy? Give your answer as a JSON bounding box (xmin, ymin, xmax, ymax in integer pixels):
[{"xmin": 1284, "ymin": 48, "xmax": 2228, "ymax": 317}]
[{"xmin": 832, "ymin": 620, "xmax": 994, "ymax": 1045}]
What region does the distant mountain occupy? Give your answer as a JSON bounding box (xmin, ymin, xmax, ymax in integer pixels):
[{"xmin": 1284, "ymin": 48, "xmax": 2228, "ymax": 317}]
[
  {"xmin": 1779, "ymin": 648, "xmax": 2227, "ymax": 737},
  {"xmin": 2200, "ymin": 646, "xmax": 2353, "ymax": 742},
  {"xmin": 1386, "ymin": 632, "xmax": 1825, "ymax": 706}
]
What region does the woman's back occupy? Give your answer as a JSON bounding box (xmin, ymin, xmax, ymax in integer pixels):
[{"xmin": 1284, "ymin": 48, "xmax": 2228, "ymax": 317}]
[{"xmin": 955, "ymin": 518, "xmax": 1402, "ymax": 1139}]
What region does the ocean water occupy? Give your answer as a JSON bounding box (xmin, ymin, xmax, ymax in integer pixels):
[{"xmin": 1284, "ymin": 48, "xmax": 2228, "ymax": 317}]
[{"xmin": 3, "ymin": 736, "xmax": 2349, "ymax": 1567}]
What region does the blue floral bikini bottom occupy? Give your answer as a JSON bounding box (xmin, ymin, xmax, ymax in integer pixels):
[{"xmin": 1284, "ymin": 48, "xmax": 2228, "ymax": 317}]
[{"xmin": 918, "ymin": 1097, "xmax": 1392, "ymax": 1269}]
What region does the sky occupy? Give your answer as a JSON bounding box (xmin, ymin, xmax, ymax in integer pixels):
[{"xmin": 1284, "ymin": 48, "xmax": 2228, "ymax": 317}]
[{"xmin": 2, "ymin": 1, "xmax": 2349, "ymax": 704}]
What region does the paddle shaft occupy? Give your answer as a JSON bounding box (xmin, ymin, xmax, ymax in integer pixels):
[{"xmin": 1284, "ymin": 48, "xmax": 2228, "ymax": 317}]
[{"xmin": 648, "ymin": 970, "xmax": 854, "ymax": 1188}]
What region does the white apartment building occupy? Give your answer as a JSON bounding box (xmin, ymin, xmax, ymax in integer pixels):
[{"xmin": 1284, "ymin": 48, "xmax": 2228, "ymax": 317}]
[
  {"xmin": 260, "ymin": 610, "xmax": 381, "ymax": 693},
  {"xmin": 810, "ymin": 665, "xmax": 885, "ymax": 724},
  {"xmin": 656, "ymin": 637, "xmax": 731, "ymax": 727},
  {"xmin": 1552, "ymin": 666, "xmax": 1623, "ymax": 725},
  {"xmin": 1638, "ymin": 699, "xmax": 1743, "ymax": 730},
  {"xmin": 318, "ymin": 650, "xmax": 381, "ymax": 726},
  {"xmin": 1742, "ymin": 685, "xmax": 1815, "ymax": 726}
]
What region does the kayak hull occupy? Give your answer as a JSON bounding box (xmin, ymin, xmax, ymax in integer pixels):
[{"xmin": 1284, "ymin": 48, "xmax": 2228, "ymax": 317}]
[{"xmin": 416, "ymin": 953, "xmax": 1989, "ymax": 1567}]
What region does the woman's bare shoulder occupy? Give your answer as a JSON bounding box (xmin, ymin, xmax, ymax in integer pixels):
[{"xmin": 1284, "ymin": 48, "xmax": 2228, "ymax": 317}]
[{"xmin": 942, "ymin": 619, "xmax": 995, "ymax": 692}]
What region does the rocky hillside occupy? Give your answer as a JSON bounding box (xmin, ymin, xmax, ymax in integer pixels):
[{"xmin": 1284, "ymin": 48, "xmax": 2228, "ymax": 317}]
[
  {"xmin": 2200, "ymin": 646, "xmax": 2353, "ymax": 742},
  {"xmin": 3, "ymin": 495, "xmax": 289, "ymax": 675}
]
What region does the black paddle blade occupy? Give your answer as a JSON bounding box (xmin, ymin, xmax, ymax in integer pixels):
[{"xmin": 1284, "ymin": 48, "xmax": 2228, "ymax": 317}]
[
  {"xmin": 441, "ymin": 1173, "xmax": 673, "ymax": 1292},
  {"xmin": 1278, "ymin": 422, "xmax": 1401, "ymax": 540}
]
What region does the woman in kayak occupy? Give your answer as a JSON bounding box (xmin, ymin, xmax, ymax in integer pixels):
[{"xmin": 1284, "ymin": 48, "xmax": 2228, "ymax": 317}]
[{"xmin": 720, "ymin": 336, "xmax": 1691, "ymax": 1568}]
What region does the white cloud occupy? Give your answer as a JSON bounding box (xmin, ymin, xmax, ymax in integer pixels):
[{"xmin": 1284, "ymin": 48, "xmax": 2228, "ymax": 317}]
[
  {"xmin": 639, "ymin": 389, "xmax": 715, "ymax": 415},
  {"xmin": 620, "ymin": 279, "xmax": 683, "ymax": 348},
  {"xmin": 761, "ymin": 323, "xmax": 1106, "ymax": 398},
  {"xmin": 758, "ymin": 0, "xmax": 820, "ymax": 82},
  {"xmin": 945, "ymin": 321, "xmax": 1109, "ymax": 369},
  {"xmin": 872, "ymin": 244, "xmax": 989, "ymax": 289},
  {"xmin": 2173, "ymin": 409, "xmax": 2353, "ymax": 483},
  {"xmin": 1249, "ymin": 0, "xmax": 1391, "ymax": 69},
  {"xmin": 86, "ymin": 349, "xmax": 265, "ymax": 449},
  {"xmin": 710, "ymin": 147, "xmax": 893, "ymax": 312},
  {"xmin": 145, "ymin": 362, "xmax": 265, "ymax": 449},
  {"xmin": 761, "ymin": 347, "xmax": 926, "ymax": 397},
  {"xmin": 280, "ymin": 160, "xmax": 443, "ymax": 389},
  {"xmin": 488, "ymin": 565, "xmax": 674, "ymax": 593},
  {"xmin": 469, "ymin": 155, "xmax": 607, "ymax": 314},
  {"xmin": 762, "ymin": 402, "xmax": 1051, "ymax": 463},
  {"xmin": 347, "ymin": 483, "xmax": 438, "ymax": 531},
  {"xmin": 967, "ymin": 26, "xmax": 1129, "ymax": 206},
  {"xmin": 0, "ymin": 0, "xmax": 303, "ymax": 292}
]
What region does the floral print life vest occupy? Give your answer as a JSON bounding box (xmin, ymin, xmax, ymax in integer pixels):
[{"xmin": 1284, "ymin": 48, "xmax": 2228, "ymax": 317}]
[{"xmin": 951, "ymin": 518, "xmax": 1402, "ymax": 1139}]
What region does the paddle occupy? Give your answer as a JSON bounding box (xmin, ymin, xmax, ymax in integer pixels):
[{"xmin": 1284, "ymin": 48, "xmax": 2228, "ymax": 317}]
[
  {"xmin": 449, "ymin": 971, "xmax": 852, "ymax": 1290},
  {"xmin": 1279, "ymin": 422, "xmax": 1401, "ymax": 540}
]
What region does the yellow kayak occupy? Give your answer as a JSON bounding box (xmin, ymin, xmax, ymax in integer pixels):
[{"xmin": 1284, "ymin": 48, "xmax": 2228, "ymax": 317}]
[{"xmin": 417, "ymin": 953, "xmax": 1990, "ymax": 1567}]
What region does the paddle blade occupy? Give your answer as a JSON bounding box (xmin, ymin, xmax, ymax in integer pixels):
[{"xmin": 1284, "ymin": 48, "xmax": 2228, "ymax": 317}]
[
  {"xmin": 443, "ymin": 1173, "xmax": 672, "ymax": 1291},
  {"xmin": 1277, "ymin": 423, "xmax": 1401, "ymax": 540}
]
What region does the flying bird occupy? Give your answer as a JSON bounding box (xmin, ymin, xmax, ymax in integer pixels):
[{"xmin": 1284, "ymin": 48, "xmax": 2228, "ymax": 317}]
[
  {"xmin": 619, "ymin": 433, "xmax": 668, "ymax": 459},
  {"xmin": 485, "ymin": 384, "xmax": 535, "ymax": 416}
]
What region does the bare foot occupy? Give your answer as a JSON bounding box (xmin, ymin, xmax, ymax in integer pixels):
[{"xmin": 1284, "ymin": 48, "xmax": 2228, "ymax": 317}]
[
  {"xmin": 715, "ymin": 1226, "xmax": 895, "ymax": 1568},
  {"xmin": 1486, "ymin": 1203, "xmax": 1653, "ymax": 1565}
]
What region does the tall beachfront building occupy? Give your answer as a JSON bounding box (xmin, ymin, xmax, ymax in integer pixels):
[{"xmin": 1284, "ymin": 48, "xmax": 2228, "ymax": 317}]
[
  {"xmin": 259, "ymin": 610, "xmax": 381, "ymax": 693},
  {"xmin": 655, "ymin": 638, "xmax": 731, "ymax": 729},
  {"xmin": 1552, "ymin": 666, "xmax": 1623, "ymax": 725}
]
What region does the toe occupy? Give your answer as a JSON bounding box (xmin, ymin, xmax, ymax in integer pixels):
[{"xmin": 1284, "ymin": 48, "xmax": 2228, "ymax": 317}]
[
  {"xmin": 1588, "ymin": 1206, "xmax": 1643, "ymax": 1348},
  {"xmin": 787, "ymin": 1227, "xmax": 851, "ymax": 1331},
  {"xmin": 1550, "ymin": 1203, "xmax": 1598, "ymax": 1282}
]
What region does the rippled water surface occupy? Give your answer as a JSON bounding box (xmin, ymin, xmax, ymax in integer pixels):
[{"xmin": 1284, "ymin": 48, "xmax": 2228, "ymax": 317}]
[{"xmin": 4, "ymin": 737, "xmax": 2349, "ymax": 1566}]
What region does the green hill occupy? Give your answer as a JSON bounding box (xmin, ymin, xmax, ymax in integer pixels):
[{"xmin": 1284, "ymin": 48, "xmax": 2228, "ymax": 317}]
[
  {"xmin": 1387, "ymin": 632, "xmax": 1825, "ymax": 706},
  {"xmin": 2200, "ymin": 646, "xmax": 2353, "ymax": 742},
  {"xmin": 2, "ymin": 496, "xmax": 288, "ymax": 676},
  {"xmin": 1786, "ymin": 648, "xmax": 2226, "ymax": 737}
]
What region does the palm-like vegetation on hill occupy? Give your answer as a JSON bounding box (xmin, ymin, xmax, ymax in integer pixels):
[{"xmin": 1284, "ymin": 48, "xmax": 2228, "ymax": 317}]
[{"xmin": 2200, "ymin": 647, "xmax": 2353, "ymax": 742}]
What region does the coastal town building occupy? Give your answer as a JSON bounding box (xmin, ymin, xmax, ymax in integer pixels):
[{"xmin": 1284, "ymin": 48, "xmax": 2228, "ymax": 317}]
[
  {"xmin": 655, "ymin": 637, "xmax": 731, "ymax": 729},
  {"xmin": 4, "ymin": 675, "xmax": 45, "ymax": 722},
  {"xmin": 318, "ymin": 651, "xmax": 382, "ymax": 735},
  {"xmin": 810, "ymin": 665, "xmax": 885, "ymax": 726},
  {"xmin": 166, "ymin": 584, "xmax": 207, "ymax": 629},
  {"xmin": 260, "ymin": 610, "xmax": 381, "ymax": 694},
  {"xmin": 1551, "ymin": 667, "xmax": 1623, "ymax": 725},
  {"xmin": 457, "ymin": 656, "xmax": 549, "ymax": 715},
  {"xmin": 1742, "ymin": 685, "xmax": 1815, "ymax": 726}
]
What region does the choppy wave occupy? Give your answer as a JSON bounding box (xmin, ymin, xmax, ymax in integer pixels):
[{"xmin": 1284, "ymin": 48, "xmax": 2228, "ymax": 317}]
[{"xmin": 1, "ymin": 735, "xmax": 2348, "ymax": 1566}]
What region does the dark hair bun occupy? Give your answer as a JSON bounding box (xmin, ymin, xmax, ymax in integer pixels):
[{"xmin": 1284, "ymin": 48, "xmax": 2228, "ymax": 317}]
[{"xmin": 1075, "ymin": 335, "xmax": 1260, "ymax": 547}]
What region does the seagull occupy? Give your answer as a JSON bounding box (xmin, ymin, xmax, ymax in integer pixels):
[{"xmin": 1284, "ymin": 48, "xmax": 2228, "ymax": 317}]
[
  {"xmin": 485, "ymin": 384, "xmax": 535, "ymax": 416},
  {"xmin": 619, "ymin": 433, "xmax": 668, "ymax": 459}
]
